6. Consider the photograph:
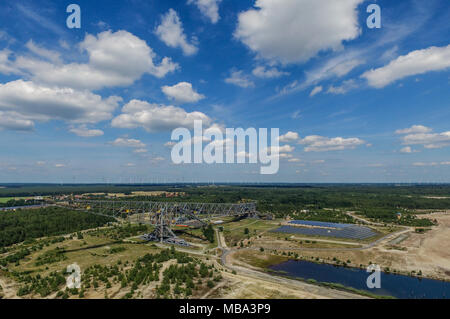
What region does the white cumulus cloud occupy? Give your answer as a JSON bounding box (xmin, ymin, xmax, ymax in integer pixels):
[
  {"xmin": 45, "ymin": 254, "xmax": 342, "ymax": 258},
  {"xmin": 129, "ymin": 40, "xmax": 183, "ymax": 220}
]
[
  {"xmin": 155, "ymin": 9, "xmax": 198, "ymax": 56},
  {"xmin": 252, "ymin": 66, "xmax": 289, "ymax": 78},
  {"xmin": 402, "ymin": 132, "xmax": 450, "ymax": 149},
  {"xmin": 302, "ymin": 57, "xmax": 364, "ymax": 90},
  {"xmin": 225, "ymin": 70, "xmax": 254, "ymax": 88},
  {"xmin": 0, "ymin": 80, "xmax": 121, "ymax": 125},
  {"xmin": 278, "ymin": 131, "xmax": 300, "ymax": 143},
  {"xmin": 69, "ymin": 125, "xmax": 104, "ymax": 138},
  {"xmin": 162, "ymin": 82, "xmax": 205, "ymax": 103},
  {"xmin": 362, "ymin": 45, "xmax": 450, "ymax": 88},
  {"xmin": 25, "ymin": 40, "xmax": 61, "ymax": 64},
  {"xmin": 309, "ymin": 86, "xmax": 323, "ymax": 97},
  {"xmin": 299, "ymin": 135, "xmax": 365, "ymax": 152},
  {"xmin": 235, "ymin": 0, "xmax": 363, "ymax": 64},
  {"xmin": 396, "ymin": 125, "xmax": 450, "ymax": 149},
  {"xmin": 327, "ymin": 79, "xmax": 358, "ymax": 94},
  {"xmin": 133, "ymin": 148, "xmax": 148, "ymax": 154},
  {"xmin": 0, "ymin": 49, "xmax": 18, "ymax": 75},
  {"xmin": 0, "ymin": 31, "xmax": 179, "ymax": 90},
  {"xmin": 399, "ymin": 146, "xmax": 413, "ymax": 153},
  {"xmin": 0, "ymin": 111, "xmax": 35, "ymax": 131},
  {"xmin": 188, "ymin": 0, "xmax": 222, "ymax": 24},
  {"xmin": 266, "ymin": 145, "xmax": 295, "ymax": 154},
  {"xmin": 110, "ymin": 138, "xmax": 146, "ymax": 148},
  {"xmin": 396, "ymin": 125, "xmax": 432, "ymax": 135},
  {"xmin": 111, "ymin": 99, "xmax": 212, "ymax": 132}
]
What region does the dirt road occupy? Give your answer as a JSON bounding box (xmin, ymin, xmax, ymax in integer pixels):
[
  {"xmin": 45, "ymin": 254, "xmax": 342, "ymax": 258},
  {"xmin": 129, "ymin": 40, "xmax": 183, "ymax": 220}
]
[
  {"xmin": 346, "ymin": 211, "xmax": 384, "ymax": 226},
  {"xmin": 220, "ymin": 248, "xmax": 366, "ymax": 299}
]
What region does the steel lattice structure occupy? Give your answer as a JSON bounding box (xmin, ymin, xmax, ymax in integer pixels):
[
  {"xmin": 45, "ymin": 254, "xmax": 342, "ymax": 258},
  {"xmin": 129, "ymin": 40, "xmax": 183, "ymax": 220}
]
[{"xmin": 70, "ymin": 200, "xmax": 257, "ymax": 245}]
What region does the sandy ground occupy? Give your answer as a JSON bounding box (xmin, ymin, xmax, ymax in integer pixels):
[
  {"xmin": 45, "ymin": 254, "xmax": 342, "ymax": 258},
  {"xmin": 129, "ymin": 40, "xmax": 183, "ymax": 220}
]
[
  {"xmin": 0, "ymin": 275, "xmax": 19, "ymax": 299},
  {"xmin": 219, "ymin": 272, "xmax": 331, "ymax": 299},
  {"xmin": 364, "ymin": 212, "xmax": 450, "ymax": 280},
  {"xmin": 402, "ymin": 213, "xmax": 450, "ymax": 278}
]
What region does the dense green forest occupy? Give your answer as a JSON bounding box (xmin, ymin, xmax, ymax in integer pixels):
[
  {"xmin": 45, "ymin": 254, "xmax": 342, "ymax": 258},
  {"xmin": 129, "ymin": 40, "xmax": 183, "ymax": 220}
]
[
  {"xmin": 64, "ymin": 184, "xmax": 450, "ymax": 209},
  {"xmin": 0, "ymin": 207, "xmax": 114, "ymax": 248},
  {"xmin": 2, "ymin": 183, "xmax": 450, "ymax": 201},
  {"xmin": 0, "ymin": 184, "xmax": 178, "ymax": 197},
  {"xmin": 122, "ymin": 185, "xmax": 449, "ymax": 223},
  {"xmin": 1, "ymin": 184, "xmax": 449, "ymax": 226}
]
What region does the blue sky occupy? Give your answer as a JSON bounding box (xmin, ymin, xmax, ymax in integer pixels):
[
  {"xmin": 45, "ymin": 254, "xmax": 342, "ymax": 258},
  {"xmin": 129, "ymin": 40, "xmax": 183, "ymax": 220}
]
[{"xmin": 0, "ymin": 0, "xmax": 449, "ymax": 183}]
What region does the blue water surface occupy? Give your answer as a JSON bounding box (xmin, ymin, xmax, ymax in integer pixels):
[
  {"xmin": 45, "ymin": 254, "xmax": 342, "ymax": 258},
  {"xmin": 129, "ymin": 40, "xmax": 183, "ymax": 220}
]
[{"xmin": 270, "ymin": 260, "xmax": 450, "ymax": 299}]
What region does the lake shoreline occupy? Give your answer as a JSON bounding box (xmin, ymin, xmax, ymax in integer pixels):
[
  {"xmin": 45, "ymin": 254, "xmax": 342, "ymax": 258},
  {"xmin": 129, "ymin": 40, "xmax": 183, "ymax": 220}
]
[
  {"xmin": 265, "ymin": 268, "xmax": 394, "ymax": 299},
  {"xmin": 272, "ymin": 257, "xmax": 450, "ymax": 283},
  {"xmin": 267, "ymin": 259, "xmax": 450, "ymax": 299}
]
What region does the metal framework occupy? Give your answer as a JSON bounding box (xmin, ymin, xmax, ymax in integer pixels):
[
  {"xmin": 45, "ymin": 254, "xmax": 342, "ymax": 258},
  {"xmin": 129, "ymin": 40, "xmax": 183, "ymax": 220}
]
[{"xmin": 70, "ymin": 200, "xmax": 257, "ymax": 245}]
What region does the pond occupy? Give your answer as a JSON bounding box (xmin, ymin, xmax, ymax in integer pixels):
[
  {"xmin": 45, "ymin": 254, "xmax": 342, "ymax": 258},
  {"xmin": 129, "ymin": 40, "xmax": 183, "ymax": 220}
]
[{"xmin": 269, "ymin": 259, "xmax": 450, "ymax": 299}]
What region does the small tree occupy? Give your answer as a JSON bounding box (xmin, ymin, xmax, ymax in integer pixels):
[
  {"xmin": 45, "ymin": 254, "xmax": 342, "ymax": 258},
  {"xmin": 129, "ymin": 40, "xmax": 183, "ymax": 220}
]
[{"xmin": 202, "ymin": 225, "xmax": 215, "ymax": 243}]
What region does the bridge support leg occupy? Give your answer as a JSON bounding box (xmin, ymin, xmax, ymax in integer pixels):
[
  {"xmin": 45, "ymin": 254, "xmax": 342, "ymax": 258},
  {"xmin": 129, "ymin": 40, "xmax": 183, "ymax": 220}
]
[{"xmin": 141, "ymin": 212, "xmax": 190, "ymax": 247}]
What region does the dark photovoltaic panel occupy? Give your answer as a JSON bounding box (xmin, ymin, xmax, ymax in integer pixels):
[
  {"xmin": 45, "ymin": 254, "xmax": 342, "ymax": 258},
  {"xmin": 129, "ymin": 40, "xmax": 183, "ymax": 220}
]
[
  {"xmin": 289, "ymin": 220, "xmax": 350, "ymax": 229},
  {"xmin": 272, "ymin": 220, "xmax": 377, "ymax": 240}
]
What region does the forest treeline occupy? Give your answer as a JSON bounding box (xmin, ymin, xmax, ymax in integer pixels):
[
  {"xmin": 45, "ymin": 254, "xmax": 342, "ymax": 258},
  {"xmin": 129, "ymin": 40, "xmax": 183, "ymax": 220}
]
[
  {"xmin": 1, "ymin": 184, "xmax": 449, "ymax": 228},
  {"xmin": 0, "ymin": 207, "xmax": 114, "ymax": 248}
]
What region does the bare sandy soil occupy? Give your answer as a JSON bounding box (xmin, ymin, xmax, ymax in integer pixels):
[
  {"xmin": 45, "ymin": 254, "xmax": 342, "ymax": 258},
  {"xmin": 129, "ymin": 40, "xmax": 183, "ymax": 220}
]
[
  {"xmin": 364, "ymin": 212, "xmax": 450, "ymax": 280},
  {"xmin": 217, "ymin": 265, "xmax": 365, "ymax": 299},
  {"xmin": 0, "ymin": 275, "xmax": 19, "ymax": 299},
  {"xmin": 219, "ymin": 272, "xmax": 328, "ymax": 299},
  {"xmin": 402, "ymin": 213, "xmax": 450, "ymax": 278}
]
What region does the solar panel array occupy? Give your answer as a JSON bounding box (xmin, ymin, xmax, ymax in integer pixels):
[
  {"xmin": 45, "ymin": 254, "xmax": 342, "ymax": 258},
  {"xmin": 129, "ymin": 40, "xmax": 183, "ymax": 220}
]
[
  {"xmin": 273, "ymin": 220, "xmax": 377, "ymax": 240},
  {"xmin": 289, "ymin": 220, "xmax": 351, "ymax": 229}
]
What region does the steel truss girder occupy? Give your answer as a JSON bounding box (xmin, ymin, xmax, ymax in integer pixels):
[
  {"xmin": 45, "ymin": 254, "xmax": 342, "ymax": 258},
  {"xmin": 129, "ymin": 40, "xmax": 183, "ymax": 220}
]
[
  {"xmin": 74, "ymin": 200, "xmax": 256, "ymax": 219},
  {"xmin": 71, "ymin": 200, "xmax": 257, "ymax": 245}
]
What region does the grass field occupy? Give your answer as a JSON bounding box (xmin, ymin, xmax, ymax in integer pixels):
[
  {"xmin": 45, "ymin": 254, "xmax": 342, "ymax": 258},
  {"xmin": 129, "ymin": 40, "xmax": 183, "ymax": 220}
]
[
  {"xmin": 222, "ymin": 218, "xmax": 280, "ymax": 247},
  {"xmin": 233, "ymin": 249, "xmax": 289, "ymax": 268}
]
